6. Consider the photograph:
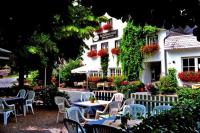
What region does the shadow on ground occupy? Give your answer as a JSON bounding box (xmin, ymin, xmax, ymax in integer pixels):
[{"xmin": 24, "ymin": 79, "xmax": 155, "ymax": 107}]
[{"xmin": 0, "ymin": 106, "xmax": 67, "ymax": 133}]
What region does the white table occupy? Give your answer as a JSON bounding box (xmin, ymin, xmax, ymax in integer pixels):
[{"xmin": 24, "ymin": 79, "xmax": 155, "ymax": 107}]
[{"xmin": 72, "ymin": 100, "xmax": 110, "ymax": 118}]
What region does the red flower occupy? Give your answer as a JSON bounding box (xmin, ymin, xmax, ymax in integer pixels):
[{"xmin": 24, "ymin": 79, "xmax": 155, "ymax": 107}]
[
  {"xmin": 140, "ymin": 44, "xmax": 159, "ymax": 55},
  {"xmin": 88, "ymin": 76, "xmax": 101, "ymax": 83},
  {"xmin": 178, "ymin": 71, "xmax": 200, "ymax": 82},
  {"xmin": 120, "ymin": 81, "xmax": 129, "ymax": 85},
  {"xmin": 95, "ymin": 27, "xmax": 103, "ymax": 32},
  {"xmin": 111, "ymin": 48, "xmax": 120, "ymax": 55},
  {"xmin": 97, "ymin": 49, "xmax": 108, "ymax": 57},
  {"xmin": 87, "ymin": 50, "xmax": 97, "ymax": 58},
  {"xmin": 103, "ymin": 23, "xmax": 112, "ymax": 30}
]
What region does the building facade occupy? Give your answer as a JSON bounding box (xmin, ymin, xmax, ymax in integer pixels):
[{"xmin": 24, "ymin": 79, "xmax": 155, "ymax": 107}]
[{"xmin": 81, "ymin": 13, "xmax": 199, "ymax": 86}]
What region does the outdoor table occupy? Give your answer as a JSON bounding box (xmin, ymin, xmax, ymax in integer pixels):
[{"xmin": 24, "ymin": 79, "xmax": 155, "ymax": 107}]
[
  {"xmin": 72, "ymin": 100, "xmax": 110, "ymax": 118},
  {"xmin": 85, "ymin": 116, "xmax": 142, "ymax": 132},
  {"xmin": 1, "ymin": 96, "xmax": 25, "ymax": 116}
]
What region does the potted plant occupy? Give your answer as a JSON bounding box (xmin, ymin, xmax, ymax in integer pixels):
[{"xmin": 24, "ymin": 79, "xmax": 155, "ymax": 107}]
[
  {"xmin": 89, "ymin": 95, "xmax": 96, "ymax": 103},
  {"xmin": 102, "ymin": 23, "xmax": 112, "ymax": 30},
  {"xmin": 87, "ymin": 50, "xmax": 97, "ymax": 58},
  {"xmin": 97, "ymin": 48, "xmax": 108, "ymax": 57},
  {"xmin": 111, "ymin": 48, "xmax": 120, "ymax": 55},
  {"xmin": 140, "ymin": 43, "xmax": 159, "ymax": 55}
]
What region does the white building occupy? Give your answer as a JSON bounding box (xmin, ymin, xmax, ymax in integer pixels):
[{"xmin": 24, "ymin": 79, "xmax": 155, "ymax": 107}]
[
  {"xmin": 81, "ymin": 13, "xmax": 127, "ymax": 77},
  {"xmin": 80, "ymin": 13, "xmax": 199, "ymax": 86}
]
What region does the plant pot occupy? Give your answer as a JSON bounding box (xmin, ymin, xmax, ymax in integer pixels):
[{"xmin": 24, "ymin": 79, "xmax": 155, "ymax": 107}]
[{"xmin": 90, "ymin": 99, "xmax": 95, "ymax": 103}]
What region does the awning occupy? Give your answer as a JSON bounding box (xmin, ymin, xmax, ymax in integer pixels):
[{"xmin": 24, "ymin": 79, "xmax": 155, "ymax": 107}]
[{"xmin": 71, "ymin": 65, "xmax": 101, "ymax": 74}]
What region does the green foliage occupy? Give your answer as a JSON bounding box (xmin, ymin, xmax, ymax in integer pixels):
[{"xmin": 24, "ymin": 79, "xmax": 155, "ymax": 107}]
[
  {"xmin": 53, "ymin": 59, "xmax": 82, "ymax": 83},
  {"xmin": 143, "ymin": 25, "xmax": 159, "ymax": 36},
  {"xmin": 159, "ymin": 68, "xmax": 178, "ymax": 94},
  {"xmin": 54, "ymin": 4, "xmax": 107, "ymax": 40},
  {"xmin": 27, "ymin": 33, "xmax": 58, "ymax": 66},
  {"xmin": 100, "ymin": 55, "xmax": 109, "ymax": 78},
  {"xmin": 27, "ymin": 70, "xmax": 39, "ymax": 86},
  {"xmin": 113, "ymin": 75, "xmax": 126, "ymax": 88},
  {"xmin": 131, "ymin": 88, "xmax": 200, "ymax": 132},
  {"xmin": 119, "ymin": 21, "xmax": 158, "ymax": 81}
]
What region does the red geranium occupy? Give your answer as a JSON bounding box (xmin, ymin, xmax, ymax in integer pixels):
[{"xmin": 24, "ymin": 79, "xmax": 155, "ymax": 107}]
[
  {"xmin": 103, "ymin": 23, "xmax": 112, "ymax": 30},
  {"xmin": 120, "ymin": 81, "xmax": 129, "ymax": 85},
  {"xmin": 97, "ymin": 49, "xmax": 108, "ymax": 57},
  {"xmin": 178, "ymin": 71, "xmax": 200, "ymax": 82},
  {"xmin": 95, "ymin": 27, "xmax": 103, "ymax": 32},
  {"xmin": 88, "ymin": 76, "xmax": 101, "ymax": 83},
  {"xmin": 111, "ymin": 48, "xmax": 120, "ymax": 55},
  {"xmin": 140, "ymin": 44, "xmax": 159, "ymax": 55},
  {"xmin": 87, "ymin": 50, "xmax": 97, "ymax": 58}
]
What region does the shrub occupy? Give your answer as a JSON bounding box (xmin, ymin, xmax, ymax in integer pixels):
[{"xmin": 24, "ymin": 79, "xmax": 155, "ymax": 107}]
[{"xmin": 87, "ymin": 76, "xmax": 101, "ymax": 83}]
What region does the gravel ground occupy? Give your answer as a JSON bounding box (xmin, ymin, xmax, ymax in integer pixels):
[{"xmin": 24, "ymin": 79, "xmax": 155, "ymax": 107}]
[{"xmin": 0, "ymin": 106, "xmax": 67, "ymax": 133}]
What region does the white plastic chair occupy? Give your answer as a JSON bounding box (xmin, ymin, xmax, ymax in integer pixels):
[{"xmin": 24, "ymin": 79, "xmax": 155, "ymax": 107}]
[
  {"xmin": 80, "ymin": 92, "xmax": 96, "ymax": 102},
  {"xmin": 152, "ymin": 105, "xmax": 172, "ymax": 116},
  {"xmin": 123, "ymin": 104, "xmax": 146, "ymax": 119},
  {"xmin": 16, "ymin": 89, "xmax": 26, "ymax": 99},
  {"xmin": 65, "ymin": 106, "xmax": 93, "ymax": 125},
  {"xmin": 120, "ymin": 98, "xmax": 135, "ymax": 111},
  {"xmin": 24, "ymin": 91, "xmax": 35, "ymax": 116},
  {"xmin": 110, "ymin": 93, "xmax": 124, "ymax": 102},
  {"xmin": 54, "ymin": 96, "xmax": 71, "ymax": 123},
  {"xmin": 95, "ymin": 101, "xmax": 122, "ymax": 119},
  {"xmin": 0, "ymin": 98, "xmax": 17, "ymax": 125}
]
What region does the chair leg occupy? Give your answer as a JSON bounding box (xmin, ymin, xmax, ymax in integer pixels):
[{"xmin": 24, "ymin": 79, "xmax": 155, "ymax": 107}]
[
  {"xmin": 30, "ymin": 105, "xmax": 34, "ymax": 114},
  {"xmin": 14, "ymin": 110, "xmax": 17, "ymax": 123},
  {"xmin": 3, "ymin": 112, "xmax": 8, "ymax": 125},
  {"xmin": 57, "ymin": 112, "xmax": 60, "ymax": 123},
  {"xmin": 23, "ymin": 105, "xmax": 26, "ymax": 116}
]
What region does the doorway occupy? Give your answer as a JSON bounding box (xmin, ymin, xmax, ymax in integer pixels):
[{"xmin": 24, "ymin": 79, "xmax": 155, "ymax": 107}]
[{"xmin": 150, "ymin": 62, "xmax": 161, "ymax": 82}]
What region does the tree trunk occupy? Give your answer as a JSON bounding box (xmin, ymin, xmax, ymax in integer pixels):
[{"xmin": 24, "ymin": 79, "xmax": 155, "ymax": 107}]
[{"xmin": 18, "ymin": 62, "xmax": 25, "ymax": 89}]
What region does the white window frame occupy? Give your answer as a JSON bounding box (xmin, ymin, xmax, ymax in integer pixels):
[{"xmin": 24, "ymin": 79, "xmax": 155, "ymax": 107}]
[
  {"xmin": 182, "ymin": 57, "xmax": 198, "ymax": 72},
  {"xmin": 109, "ymin": 68, "xmax": 122, "ymax": 76}
]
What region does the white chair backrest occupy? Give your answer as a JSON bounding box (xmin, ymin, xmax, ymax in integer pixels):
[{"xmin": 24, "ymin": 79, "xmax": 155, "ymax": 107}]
[
  {"xmin": 80, "ymin": 92, "xmax": 95, "ymax": 101},
  {"xmin": 54, "ymin": 96, "xmax": 69, "ymax": 112},
  {"xmin": 0, "ymin": 98, "xmax": 4, "ymax": 110},
  {"xmin": 129, "ymin": 104, "xmax": 147, "ymax": 119},
  {"xmin": 110, "ymin": 93, "xmax": 124, "ymax": 102},
  {"xmin": 17, "ymin": 89, "xmax": 26, "ymax": 98},
  {"xmin": 120, "ymin": 98, "xmax": 135, "ymax": 110},
  {"xmin": 152, "ymin": 105, "xmax": 172, "ymax": 116},
  {"xmin": 65, "ymin": 106, "xmax": 84, "ymax": 123},
  {"xmin": 26, "ymin": 91, "xmax": 35, "ymax": 101}
]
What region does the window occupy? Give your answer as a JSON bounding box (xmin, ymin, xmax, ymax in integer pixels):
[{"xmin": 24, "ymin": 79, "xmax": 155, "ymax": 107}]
[
  {"xmin": 107, "ymin": 18, "xmax": 113, "ymax": 25},
  {"xmin": 146, "ymin": 35, "xmax": 158, "ymax": 45},
  {"xmin": 91, "ymin": 44, "xmax": 97, "ymax": 51},
  {"xmin": 101, "ymin": 42, "xmax": 108, "ymax": 49},
  {"xmin": 182, "ymin": 58, "xmax": 195, "ymax": 71},
  {"xmin": 110, "ymin": 68, "xmax": 122, "ymax": 76},
  {"xmin": 115, "ymin": 40, "xmax": 120, "ymax": 48}
]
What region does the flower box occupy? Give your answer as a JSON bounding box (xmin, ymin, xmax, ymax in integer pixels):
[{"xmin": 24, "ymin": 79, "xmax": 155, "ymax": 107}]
[
  {"xmin": 97, "ymin": 49, "xmax": 108, "ymax": 57},
  {"xmin": 178, "ymin": 71, "xmax": 200, "ymax": 82},
  {"xmin": 95, "ymin": 27, "xmax": 103, "ymax": 32},
  {"xmin": 140, "ymin": 44, "xmax": 159, "ymax": 55},
  {"xmin": 87, "ymin": 50, "xmax": 97, "ymax": 58},
  {"xmin": 102, "ymin": 23, "xmax": 112, "ymax": 30},
  {"xmin": 111, "ymin": 48, "xmax": 120, "ymax": 55}
]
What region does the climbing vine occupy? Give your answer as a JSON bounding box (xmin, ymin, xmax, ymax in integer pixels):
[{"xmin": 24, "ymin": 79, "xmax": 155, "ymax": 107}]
[
  {"xmin": 119, "ymin": 20, "xmax": 158, "ymax": 81},
  {"xmin": 101, "ymin": 55, "xmax": 109, "ymax": 78}
]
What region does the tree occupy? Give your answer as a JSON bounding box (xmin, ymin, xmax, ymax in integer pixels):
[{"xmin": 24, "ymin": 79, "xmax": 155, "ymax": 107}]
[{"xmin": 81, "ymin": 0, "xmax": 200, "ymax": 40}]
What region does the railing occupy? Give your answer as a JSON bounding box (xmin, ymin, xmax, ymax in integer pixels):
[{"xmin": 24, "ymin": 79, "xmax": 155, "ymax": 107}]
[
  {"xmin": 131, "ymin": 92, "xmax": 178, "ymax": 114},
  {"xmin": 93, "ymin": 90, "xmax": 117, "ymax": 101}
]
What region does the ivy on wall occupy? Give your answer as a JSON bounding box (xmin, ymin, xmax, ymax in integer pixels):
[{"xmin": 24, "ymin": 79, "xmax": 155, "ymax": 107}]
[
  {"xmin": 101, "ymin": 55, "xmax": 109, "ymax": 78},
  {"xmin": 119, "ymin": 20, "xmax": 158, "ymax": 81}
]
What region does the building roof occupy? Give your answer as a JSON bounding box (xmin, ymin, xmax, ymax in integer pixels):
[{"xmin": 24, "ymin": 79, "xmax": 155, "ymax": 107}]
[{"xmin": 164, "ymin": 35, "xmax": 200, "ymax": 50}]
